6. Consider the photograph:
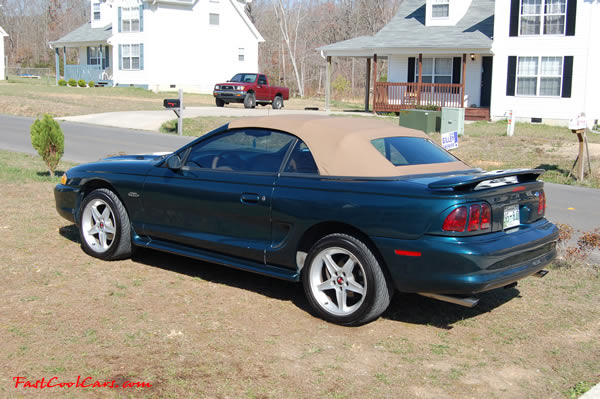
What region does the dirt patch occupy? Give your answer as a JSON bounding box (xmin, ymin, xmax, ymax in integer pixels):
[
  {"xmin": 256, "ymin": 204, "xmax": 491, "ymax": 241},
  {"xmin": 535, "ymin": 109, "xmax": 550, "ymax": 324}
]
[{"xmin": 1, "ymin": 181, "xmax": 599, "ymax": 398}]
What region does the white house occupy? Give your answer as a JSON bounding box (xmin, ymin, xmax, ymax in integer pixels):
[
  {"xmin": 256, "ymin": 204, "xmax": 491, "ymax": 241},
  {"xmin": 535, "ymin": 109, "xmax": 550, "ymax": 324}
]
[
  {"xmin": 50, "ymin": 0, "xmax": 264, "ymax": 93},
  {"xmin": 319, "ymin": 0, "xmax": 599, "ymax": 126},
  {"xmin": 0, "ymin": 26, "xmax": 8, "ymax": 81}
]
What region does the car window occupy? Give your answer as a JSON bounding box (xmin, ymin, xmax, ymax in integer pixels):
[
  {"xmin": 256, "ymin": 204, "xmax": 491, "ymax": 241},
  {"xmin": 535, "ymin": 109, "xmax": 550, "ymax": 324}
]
[
  {"xmin": 230, "ymin": 73, "xmax": 257, "ymax": 83},
  {"xmin": 371, "ymin": 137, "xmax": 458, "ymax": 166},
  {"xmin": 284, "ymin": 141, "xmax": 319, "ymax": 174},
  {"xmin": 258, "ymin": 76, "xmax": 267, "ymax": 85},
  {"xmin": 185, "ymin": 129, "xmax": 295, "ymax": 174}
]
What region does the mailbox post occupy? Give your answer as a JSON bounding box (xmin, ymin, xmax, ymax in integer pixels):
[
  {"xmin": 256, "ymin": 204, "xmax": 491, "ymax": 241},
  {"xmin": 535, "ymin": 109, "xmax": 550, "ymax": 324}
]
[
  {"xmin": 567, "ymin": 114, "xmax": 592, "ymax": 182},
  {"xmin": 163, "ymin": 89, "xmax": 184, "ymax": 136}
]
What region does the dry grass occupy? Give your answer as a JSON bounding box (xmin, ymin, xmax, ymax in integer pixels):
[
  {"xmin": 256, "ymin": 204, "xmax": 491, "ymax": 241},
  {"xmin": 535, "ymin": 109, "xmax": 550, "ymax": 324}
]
[
  {"xmin": 439, "ymin": 121, "xmax": 600, "ymax": 188},
  {"xmin": 0, "ymin": 81, "xmax": 356, "ymax": 119},
  {"xmin": 0, "ymin": 150, "xmax": 599, "ymax": 398}
]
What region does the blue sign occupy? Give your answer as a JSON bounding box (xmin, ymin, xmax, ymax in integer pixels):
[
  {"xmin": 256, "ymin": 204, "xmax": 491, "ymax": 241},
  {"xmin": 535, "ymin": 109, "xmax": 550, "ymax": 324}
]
[{"xmin": 441, "ymin": 131, "xmax": 459, "ymax": 150}]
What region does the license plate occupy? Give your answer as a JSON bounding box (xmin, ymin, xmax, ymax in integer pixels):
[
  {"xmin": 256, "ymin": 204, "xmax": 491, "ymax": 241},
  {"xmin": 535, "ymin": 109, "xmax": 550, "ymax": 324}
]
[{"xmin": 503, "ymin": 205, "xmax": 520, "ymax": 230}]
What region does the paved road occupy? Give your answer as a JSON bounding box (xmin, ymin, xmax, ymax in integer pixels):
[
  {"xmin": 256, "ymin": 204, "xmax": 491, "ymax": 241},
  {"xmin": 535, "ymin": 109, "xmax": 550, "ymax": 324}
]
[
  {"xmin": 58, "ymin": 107, "xmax": 372, "ymax": 131},
  {"xmin": 0, "ymin": 114, "xmax": 193, "ymax": 163},
  {"xmin": 1, "ymin": 114, "xmax": 598, "ymax": 233}
]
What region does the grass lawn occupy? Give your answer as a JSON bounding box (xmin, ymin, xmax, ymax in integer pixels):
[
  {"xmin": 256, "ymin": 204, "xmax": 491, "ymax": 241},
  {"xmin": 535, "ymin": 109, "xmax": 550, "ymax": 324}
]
[
  {"xmin": 1, "ymin": 150, "xmax": 599, "ymax": 398},
  {"xmin": 0, "ymin": 80, "xmax": 355, "ymax": 118}
]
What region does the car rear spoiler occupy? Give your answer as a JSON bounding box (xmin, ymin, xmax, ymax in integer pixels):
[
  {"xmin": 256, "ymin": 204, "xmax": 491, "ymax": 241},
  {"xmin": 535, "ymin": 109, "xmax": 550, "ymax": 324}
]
[{"xmin": 428, "ymin": 169, "xmax": 545, "ymax": 191}]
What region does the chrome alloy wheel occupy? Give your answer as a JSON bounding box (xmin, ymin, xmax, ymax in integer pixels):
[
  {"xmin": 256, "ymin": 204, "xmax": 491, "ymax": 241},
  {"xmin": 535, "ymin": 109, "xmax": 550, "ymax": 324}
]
[
  {"xmin": 81, "ymin": 199, "xmax": 116, "ymax": 253},
  {"xmin": 308, "ymin": 247, "xmax": 367, "ymax": 316}
]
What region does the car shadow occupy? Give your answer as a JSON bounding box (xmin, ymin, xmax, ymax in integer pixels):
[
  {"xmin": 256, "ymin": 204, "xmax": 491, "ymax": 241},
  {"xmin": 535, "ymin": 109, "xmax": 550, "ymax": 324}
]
[
  {"xmin": 535, "ymin": 163, "xmax": 570, "ymax": 177},
  {"xmin": 58, "ymin": 224, "xmax": 522, "ymax": 329}
]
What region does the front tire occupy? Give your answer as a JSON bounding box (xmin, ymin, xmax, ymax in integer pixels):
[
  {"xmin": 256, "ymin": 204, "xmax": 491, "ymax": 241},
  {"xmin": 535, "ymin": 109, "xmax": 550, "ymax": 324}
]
[
  {"xmin": 215, "ymin": 98, "xmax": 225, "ymax": 107},
  {"xmin": 243, "ymin": 92, "xmax": 256, "ymax": 109},
  {"xmin": 79, "ymin": 188, "xmax": 133, "ymax": 261},
  {"xmin": 302, "ymin": 233, "xmax": 392, "ymax": 326}
]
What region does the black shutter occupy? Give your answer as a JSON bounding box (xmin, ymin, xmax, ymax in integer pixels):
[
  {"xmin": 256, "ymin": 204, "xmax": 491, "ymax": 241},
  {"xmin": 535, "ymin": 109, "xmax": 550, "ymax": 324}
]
[
  {"xmin": 562, "ymin": 56, "xmax": 573, "ymax": 98},
  {"xmin": 407, "ymin": 57, "xmax": 415, "ymax": 82},
  {"xmin": 87, "ymin": 47, "xmax": 91, "ymax": 65},
  {"xmin": 565, "ymin": 0, "xmax": 577, "ymax": 36},
  {"xmin": 509, "ymin": 0, "xmax": 520, "ymax": 37},
  {"xmin": 506, "ymin": 56, "xmax": 517, "ymax": 96},
  {"xmin": 452, "ymin": 57, "xmax": 461, "ymax": 84},
  {"xmin": 105, "ymin": 45, "xmax": 110, "ymax": 68}
]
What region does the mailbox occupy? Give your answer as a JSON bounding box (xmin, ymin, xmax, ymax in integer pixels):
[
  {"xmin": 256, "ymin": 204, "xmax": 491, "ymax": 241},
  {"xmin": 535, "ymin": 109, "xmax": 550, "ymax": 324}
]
[{"xmin": 163, "ymin": 99, "xmax": 181, "ymax": 109}]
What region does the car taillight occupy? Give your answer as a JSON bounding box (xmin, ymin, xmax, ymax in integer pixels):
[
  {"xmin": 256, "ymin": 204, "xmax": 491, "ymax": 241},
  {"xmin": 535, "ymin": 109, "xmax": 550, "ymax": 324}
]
[
  {"xmin": 480, "ymin": 203, "xmax": 491, "ymax": 230},
  {"xmin": 443, "ymin": 206, "xmax": 467, "ymax": 232},
  {"xmin": 467, "ymin": 205, "xmax": 481, "ymax": 231},
  {"xmin": 443, "ymin": 203, "xmax": 492, "ymax": 233},
  {"xmin": 537, "ymin": 191, "xmax": 546, "ymax": 216}
]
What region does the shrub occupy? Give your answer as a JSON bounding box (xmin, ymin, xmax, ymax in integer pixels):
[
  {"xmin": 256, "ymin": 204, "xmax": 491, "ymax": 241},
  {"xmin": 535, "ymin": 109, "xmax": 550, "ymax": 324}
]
[
  {"xmin": 78, "ymin": 79, "xmax": 87, "ymax": 87},
  {"xmin": 58, "ymin": 79, "xmax": 67, "ymax": 87},
  {"xmin": 68, "ymin": 79, "xmax": 77, "ymax": 87},
  {"xmin": 30, "ymin": 114, "xmax": 64, "ymax": 177},
  {"xmin": 88, "ymin": 80, "xmax": 95, "ymax": 88}
]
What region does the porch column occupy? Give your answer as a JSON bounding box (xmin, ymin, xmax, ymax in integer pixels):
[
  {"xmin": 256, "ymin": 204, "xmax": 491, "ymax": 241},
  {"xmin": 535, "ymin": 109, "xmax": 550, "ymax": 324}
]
[
  {"xmin": 325, "ymin": 56, "xmax": 332, "ymax": 112},
  {"xmin": 55, "ymin": 48, "xmax": 60, "ymax": 85},
  {"xmin": 364, "ymin": 58, "xmax": 371, "ymax": 112},
  {"xmin": 63, "ymin": 47, "xmax": 67, "ymax": 81},
  {"xmin": 461, "ymin": 54, "xmax": 467, "ymax": 108},
  {"xmin": 417, "ymin": 53, "xmax": 423, "ymax": 106},
  {"xmin": 372, "ymin": 54, "xmax": 377, "ymax": 114}
]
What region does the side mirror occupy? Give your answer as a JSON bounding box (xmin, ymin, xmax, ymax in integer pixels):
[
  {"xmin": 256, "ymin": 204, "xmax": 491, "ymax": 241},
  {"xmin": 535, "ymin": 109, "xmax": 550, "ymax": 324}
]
[{"xmin": 166, "ymin": 154, "xmax": 182, "ymax": 170}]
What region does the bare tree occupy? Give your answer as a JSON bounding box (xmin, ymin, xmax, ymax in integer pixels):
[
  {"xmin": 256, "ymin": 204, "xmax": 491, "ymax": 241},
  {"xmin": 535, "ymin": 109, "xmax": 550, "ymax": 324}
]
[{"xmin": 272, "ymin": 0, "xmax": 305, "ymax": 97}]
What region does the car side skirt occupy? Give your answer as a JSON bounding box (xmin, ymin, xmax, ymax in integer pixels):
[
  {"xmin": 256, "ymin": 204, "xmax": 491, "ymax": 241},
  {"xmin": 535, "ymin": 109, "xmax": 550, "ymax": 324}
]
[{"xmin": 132, "ymin": 236, "xmax": 300, "ymax": 282}]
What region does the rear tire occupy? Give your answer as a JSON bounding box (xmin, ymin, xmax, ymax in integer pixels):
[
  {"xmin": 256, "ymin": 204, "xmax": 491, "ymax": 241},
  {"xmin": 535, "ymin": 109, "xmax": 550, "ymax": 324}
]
[
  {"xmin": 215, "ymin": 98, "xmax": 225, "ymax": 107},
  {"xmin": 78, "ymin": 188, "xmax": 132, "ymax": 261},
  {"xmin": 302, "ymin": 233, "xmax": 392, "ymax": 326},
  {"xmin": 272, "ymin": 95, "xmax": 283, "ymax": 110},
  {"xmin": 243, "ymin": 92, "xmax": 256, "ymax": 109}
]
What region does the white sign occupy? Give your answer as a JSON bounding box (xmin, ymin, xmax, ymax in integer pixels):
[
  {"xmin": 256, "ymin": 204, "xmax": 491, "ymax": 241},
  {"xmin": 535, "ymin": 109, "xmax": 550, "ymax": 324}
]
[
  {"xmin": 441, "ymin": 131, "xmax": 459, "ymax": 150},
  {"xmin": 568, "ymin": 114, "xmax": 587, "ymax": 130}
]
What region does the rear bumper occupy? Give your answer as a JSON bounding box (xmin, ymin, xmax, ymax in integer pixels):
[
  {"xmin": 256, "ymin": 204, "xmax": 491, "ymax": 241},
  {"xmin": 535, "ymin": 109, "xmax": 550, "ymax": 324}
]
[
  {"xmin": 372, "ymin": 219, "xmax": 559, "ymax": 295},
  {"xmin": 213, "ymin": 90, "xmax": 246, "ymax": 102},
  {"xmin": 54, "ymin": 184, "xmax": 80, "ymax": 224}
]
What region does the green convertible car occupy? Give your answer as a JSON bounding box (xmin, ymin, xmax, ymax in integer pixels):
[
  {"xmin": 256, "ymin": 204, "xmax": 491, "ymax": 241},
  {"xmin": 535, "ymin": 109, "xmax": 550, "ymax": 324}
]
[{"xmin": 55, "ymin": 115, "xmax": 558, "ymax": 325}]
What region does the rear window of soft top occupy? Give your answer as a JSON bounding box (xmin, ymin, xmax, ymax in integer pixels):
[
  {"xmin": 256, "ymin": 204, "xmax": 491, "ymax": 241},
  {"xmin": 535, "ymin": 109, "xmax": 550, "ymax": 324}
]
[{"xmin": 371, "ymin": 137, "xmax": 458, "ymax": 166}]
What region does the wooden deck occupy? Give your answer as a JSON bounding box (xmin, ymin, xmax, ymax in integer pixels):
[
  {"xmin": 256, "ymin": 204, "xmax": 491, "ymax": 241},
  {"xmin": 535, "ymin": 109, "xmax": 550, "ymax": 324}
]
[
  {"xmin": 373, "ymin": 82, "xmax": 490, "ymax": 121},
  {"xmin": 465, "ymin": 107, "xmax": 490, "ymax": 121}
]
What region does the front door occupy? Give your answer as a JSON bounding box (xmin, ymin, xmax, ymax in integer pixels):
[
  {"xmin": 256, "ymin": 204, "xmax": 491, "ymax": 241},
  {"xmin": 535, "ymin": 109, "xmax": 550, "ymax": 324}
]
[
  {"xmin": 255, "ymin": 75, "xmax": 270, "ymax": 101},
  {"xmin": 480, "ymin": 56, "xmax": 493, "ymax": 108},
  {"xmin": 141, "ymin": 128, "xmax": 296, "ymax": 264}
]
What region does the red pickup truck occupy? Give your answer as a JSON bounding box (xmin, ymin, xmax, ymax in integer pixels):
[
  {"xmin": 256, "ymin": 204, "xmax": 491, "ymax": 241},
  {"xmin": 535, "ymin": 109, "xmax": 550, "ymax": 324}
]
[{"xmin": 213, "ymin": 73, "xmax": 290, "ymax": 109}]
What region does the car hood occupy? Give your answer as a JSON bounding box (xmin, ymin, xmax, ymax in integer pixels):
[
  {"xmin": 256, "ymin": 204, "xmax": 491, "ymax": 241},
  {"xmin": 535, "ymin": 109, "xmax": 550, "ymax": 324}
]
[{"xmin": 68, "ymin": 153, "xmax": 168, "ymax": 176}]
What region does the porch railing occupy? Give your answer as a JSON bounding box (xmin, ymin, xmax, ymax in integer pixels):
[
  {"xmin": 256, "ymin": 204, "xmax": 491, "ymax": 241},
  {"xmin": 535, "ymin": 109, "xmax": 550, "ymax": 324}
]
[
  {"xmin": 64, "ymin": 65, "xmax": 103, "ymax": 82},
  {"xmin": 374, "ymin": 82, "xmax": 464, "ymax": 112}
]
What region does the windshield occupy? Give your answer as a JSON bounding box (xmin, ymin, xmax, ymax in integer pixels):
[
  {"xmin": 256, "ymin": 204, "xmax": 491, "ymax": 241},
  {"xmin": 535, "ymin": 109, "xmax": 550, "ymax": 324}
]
[{"xmin": 229, "ymin": 74, "xmax": 258, "ymax": 83}]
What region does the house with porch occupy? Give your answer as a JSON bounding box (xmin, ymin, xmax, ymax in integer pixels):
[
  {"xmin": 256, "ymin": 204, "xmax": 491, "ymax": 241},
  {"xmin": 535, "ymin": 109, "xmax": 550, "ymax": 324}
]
[
  {"xmin": 50, "ymin": 0, "xmax": 263, "ymax": 93},
  {"xmin": 0, "ymin": 26, "xmax": 8, "ymax": 80},
  {"xmin": 318, "ymin": 0, "xmax": 600, "ymax": 126}
]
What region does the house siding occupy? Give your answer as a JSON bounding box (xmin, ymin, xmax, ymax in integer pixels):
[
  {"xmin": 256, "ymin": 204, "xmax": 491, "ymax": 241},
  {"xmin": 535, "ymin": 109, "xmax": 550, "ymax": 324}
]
[
  {"xmin": 110, "ymin": 0, "xmax": 260, "ymax": 93},
  {"xmin": 490, "ymin": 0, "xmax": 599, "ymax": 125}
]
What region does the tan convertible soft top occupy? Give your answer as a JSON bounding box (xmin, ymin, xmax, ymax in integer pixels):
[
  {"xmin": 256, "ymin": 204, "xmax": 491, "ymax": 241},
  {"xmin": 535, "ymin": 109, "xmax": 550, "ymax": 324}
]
[{"xmin": 228, "ymin": 115, "xmax": 470, "ymax": 177}]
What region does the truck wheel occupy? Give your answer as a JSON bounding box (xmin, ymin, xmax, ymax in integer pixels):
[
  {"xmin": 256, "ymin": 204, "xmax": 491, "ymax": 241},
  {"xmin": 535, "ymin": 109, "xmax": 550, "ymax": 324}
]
[
  {"xmin": 243, "ymin": 93, "xmax": 256, "ymax": 109},
  {"xmin": 272, "ymin": 95, "xmax": 283, "ymax": 110},
  {"xmin": 215, "ymin": 98, "xmax": 225, "ymax": 107}
]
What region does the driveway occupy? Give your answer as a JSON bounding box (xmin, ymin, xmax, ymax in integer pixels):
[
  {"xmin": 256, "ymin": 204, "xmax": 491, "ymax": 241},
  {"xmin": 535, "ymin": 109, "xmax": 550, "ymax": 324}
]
[{"xmin": 58, "ymin": 107, "xmax": 369, "ymax": 131}]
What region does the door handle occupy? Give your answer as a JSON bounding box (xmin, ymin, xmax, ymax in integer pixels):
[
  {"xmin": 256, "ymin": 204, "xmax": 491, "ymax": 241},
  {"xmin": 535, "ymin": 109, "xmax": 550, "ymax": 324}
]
[{"xmin": 240, "ymin": 193, "xmax": 261, "ymax": 204}]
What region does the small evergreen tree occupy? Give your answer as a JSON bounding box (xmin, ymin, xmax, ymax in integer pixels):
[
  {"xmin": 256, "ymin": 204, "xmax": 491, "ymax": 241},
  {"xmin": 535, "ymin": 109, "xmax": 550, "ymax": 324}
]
[{"xmin": 30, "ymin": 114, "xmax": 65, "ymax": 177}]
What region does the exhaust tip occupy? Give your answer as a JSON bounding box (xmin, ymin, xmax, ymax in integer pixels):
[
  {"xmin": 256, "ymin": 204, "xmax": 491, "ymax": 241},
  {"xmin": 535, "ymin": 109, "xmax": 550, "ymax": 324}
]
[
  {"xmin": 534, "ymin": 270, "xmax": 549, "ymax": 278},
  {"xmin": 418, "ymin": 293, "xmax": 480, "ymax": 308}
]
